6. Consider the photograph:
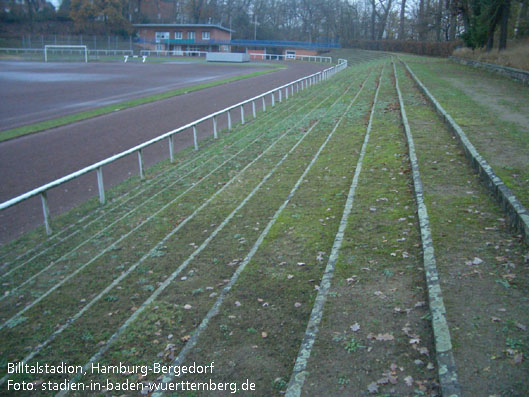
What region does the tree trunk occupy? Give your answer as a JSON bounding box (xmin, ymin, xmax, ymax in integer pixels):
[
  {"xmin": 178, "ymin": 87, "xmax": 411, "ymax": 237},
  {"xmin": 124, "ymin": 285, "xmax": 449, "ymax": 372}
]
[
  {"xmin": 486, "ymin": 2, "xmax": 503, "ymax": 51},
  {"xmin": 499, "ymin": 0, "xmax": 511, "ymax": 50},
  {"xmin": 418, "ymin": 0, "xmax": 426, "ymax": 40},
  {"xmin": 378, "ymin": 0, "xmax": 393, "ymax": 39},
  {"xmin": 399, "ymin": 0, "xmax": 407, "ymax": 39},
  {"xmin": 436, "ymin": 0, "xmax": 443, "ymax": 41},
  {"xmin": 448, "ymin": 0, "xmax": 457, "ymax": 40},
  {"xmin": 370, "ymin": 0, "xmax": 377, "ymax": 40}
]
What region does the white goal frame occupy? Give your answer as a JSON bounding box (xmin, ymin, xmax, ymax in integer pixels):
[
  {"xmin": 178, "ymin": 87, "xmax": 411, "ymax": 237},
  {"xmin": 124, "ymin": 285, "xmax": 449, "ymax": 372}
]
[{"xmin": 44, "ymin": 45, "xmax": 88, "ymax": 63}]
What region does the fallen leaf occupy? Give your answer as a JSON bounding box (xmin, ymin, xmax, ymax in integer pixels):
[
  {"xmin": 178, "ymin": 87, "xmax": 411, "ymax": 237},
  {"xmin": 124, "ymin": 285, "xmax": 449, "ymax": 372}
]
[
  {"xmin": 472, "ymin": 257, "xmax": 484, "ymax": 265},
  {"xmin": 409, "ymin": 338, "xmax": 420, "ymax": 344},
  {"xmin": 404, "ymin": 376, "xmax": 413, "ymax": 386},
  {"xmin": 418, "ymin": 347, "xmax": 429, "ymax": 356},
  {"xmin": 294, "ymin": 302, "xmax": 302, "ymax": 308},
  {"xmin": 181, "ymin": 335, "xmax": 191, "ymax": 342},
  {"xmin": 367, "ymin": 382, "xmax": 379, "ymax": 393},
  {"xmin": 261, "ymin": 332, "xmax": 268, "ymax": 338},
  {"xmin": 376, "ymin": 377, "xmax": 389, "ymax": 385},
  {"xmin": 234, "ymin": 301, "xmax": 241, "ymax": 307},
  {"xmin": 514, "ymin": 353, "xmax": 523, "ymax": 364},
  {"xmin": 515, "ymin": 323, "xmax": 527, "ymax": 331},
  {"xmin": 351, "ymin": 323, "xmax": 360, "ymax": 332},
  {"xmin": 183, "ymin": 304, "xmax": 192, "ymax": 310},
  {"xmin": 491, "ymin": 317, "xmax": 501, "ymax": 322},
  {"xmin": 375, "ymin": 333, "xmax": 394, "ymax": 341}
]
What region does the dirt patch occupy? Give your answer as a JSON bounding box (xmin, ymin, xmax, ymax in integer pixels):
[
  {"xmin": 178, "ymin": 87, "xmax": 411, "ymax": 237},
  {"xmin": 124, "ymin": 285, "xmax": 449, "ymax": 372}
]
[{"xmin": 443, "ymin": 77, "xmax": 529, "ymax": 132}]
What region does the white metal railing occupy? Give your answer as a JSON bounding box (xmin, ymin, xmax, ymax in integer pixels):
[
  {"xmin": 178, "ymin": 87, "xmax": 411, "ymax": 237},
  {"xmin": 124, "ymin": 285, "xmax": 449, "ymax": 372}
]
[
  {"xmin": 140, "ymin": 50, "xmax": 207, "ymax": 57},
  {"xmin": 90, "ymin": 49, "xmax": 133, "ymax": 56},
  {"xmin": 248, "ymin": 53, "xmax": 332, "ymax": 63},
  {"xmin": 0, "ymin": 48, "xmax": 134, "ymax": 58},
  {"xmin": 0, "ymin": 47, "xmax": 43, "ymax": 54},
  {"xmin": 0, "ymin": 59, "xmax": 348, "ymax": 236}
]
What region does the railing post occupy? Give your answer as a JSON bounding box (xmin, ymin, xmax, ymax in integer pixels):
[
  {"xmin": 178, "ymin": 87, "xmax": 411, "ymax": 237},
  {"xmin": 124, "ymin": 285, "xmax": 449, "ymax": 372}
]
[
  {"xmin": 227, "ymin": 110, "xmax": 232, "ymax": 130},
  {"xmin": 193, "ymin": 126, "xmax": 198, "ymax": 150},
  {"xmin": 41, "ymin": 191, "xmax": 52, "ymax": 235},
  {"xmin": 271, "ymin": 92, "xmax": 275, "ymax": 107},
  {"xmin": 213, "ymin": 116, "xmax": 218, "ymax": 139},
  {"xmin": 138, "ymin": 149, "xmax": 144, "ymax": 179},
  {"xmin": 262, "ymin": 97, "xmax": 266, "ymax": 112},
  {"xmin": 285, "ymin": 87, "xmax": 288, "ymax": 100},
  {"xmin": 240, "ymin": 105, "xmax": 245, "ymax": 124},
  {"xmin": 168, "ymin": 135, "xmax": 174, "ymax": 163},
  {"xmin": 278, "ymin": 89, "xmax": 282, "ymax": 102},
  {"xmin": 97, "ymin": 166, "xmax": 105, "ymax": 204}
]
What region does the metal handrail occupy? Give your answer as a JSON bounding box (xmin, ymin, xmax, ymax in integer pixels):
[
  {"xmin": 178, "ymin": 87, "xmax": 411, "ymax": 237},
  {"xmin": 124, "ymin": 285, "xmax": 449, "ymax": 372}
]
[{"xmin": 0, "ymin": 59, "xmax": 348, "ymax": 235}]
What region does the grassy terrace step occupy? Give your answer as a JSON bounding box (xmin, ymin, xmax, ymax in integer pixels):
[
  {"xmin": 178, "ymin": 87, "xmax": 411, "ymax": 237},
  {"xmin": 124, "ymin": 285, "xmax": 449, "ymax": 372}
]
[
  {"xmin": 0, "ymin": 66, "xmax": 357, "ymax": 386},
  {"xmin": 0, "ymin": 80, "xmax": 334, "ymax": 298},
  {"xmin": 293, "ymin": 63, "xmax": 439, "ymax": 396},
  {"xmin": 65, "ymin": 62, "xmax": 378, "ymax": 395},
  {"xmin": 396, "ymin": 62, "xmax": 529, "ymax": 396},
  {"xmin": 400, "ymin": 56, "xmax": 529, "ymax": 212}
]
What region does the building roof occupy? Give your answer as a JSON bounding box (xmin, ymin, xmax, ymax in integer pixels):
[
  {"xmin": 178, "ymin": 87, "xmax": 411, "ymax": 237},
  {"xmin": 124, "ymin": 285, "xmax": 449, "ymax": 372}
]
[{"xmin": 133, "ymin": 24, "xmax": 234, "ymax": 33}]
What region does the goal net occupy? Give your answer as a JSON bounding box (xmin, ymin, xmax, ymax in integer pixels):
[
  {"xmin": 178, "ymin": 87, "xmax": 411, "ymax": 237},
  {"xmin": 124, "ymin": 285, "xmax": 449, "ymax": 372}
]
[{"xmin": 44, "ymin": 45, "xmax": 88, "ymax": 63}]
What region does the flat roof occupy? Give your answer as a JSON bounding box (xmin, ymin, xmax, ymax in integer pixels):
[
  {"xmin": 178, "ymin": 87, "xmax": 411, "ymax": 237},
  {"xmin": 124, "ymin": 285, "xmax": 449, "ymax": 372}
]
[{"xmin": 133, "ymin": 24, "xmax": 234, "ymax": 33}]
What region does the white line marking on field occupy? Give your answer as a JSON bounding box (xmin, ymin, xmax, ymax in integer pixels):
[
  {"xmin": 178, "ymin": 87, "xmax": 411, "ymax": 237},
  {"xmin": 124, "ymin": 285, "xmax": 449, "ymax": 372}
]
[
  {"xmin": 150, "ymin": 74, "xmax": 369, "ymax": 396},
  {"xmin": 57, "ymin": 74, "xmax": 359, "ymax": 396},
  {"xmin": 285, "ymin": 67, "xmax": 383, "ymax": 397},
  {"xmin": 0, "ymin": 75, "xmax": 344, "ymax": 387}
]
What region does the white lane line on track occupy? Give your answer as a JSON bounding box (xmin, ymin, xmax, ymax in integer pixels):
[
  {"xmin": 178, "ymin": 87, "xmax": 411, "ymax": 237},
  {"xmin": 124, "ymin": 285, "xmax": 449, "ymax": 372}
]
[{"xmin": 285, "ymin": 67, "xmax": 383, "ymax": 397}]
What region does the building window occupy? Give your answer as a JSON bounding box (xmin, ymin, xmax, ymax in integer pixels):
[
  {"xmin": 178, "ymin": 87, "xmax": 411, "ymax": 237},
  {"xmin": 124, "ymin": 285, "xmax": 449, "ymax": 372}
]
[
  {"xmin": 202, "ymin": 31, "xmax": 210, "ymax": 40},
  {"xmin": 155, "ymin": 32, "xmax": 169, "ymax": 43},
  {"xmin": 155, "ymin": 44, "xmax": 164, "ymax": 51},
  {"xmin": 187, "ymin": 31, "xmax": 195, "ymax": 40},
  {"xmin": 175, "ymin": 31, "xmax": 182, "ymax": 39}
]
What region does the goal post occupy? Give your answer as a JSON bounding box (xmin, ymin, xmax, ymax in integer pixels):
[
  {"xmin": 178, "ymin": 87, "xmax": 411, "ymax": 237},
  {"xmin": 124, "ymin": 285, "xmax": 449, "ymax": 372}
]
[{"xmin": 44, "ymin": 45, "xmax": 88, "ymax": 63}]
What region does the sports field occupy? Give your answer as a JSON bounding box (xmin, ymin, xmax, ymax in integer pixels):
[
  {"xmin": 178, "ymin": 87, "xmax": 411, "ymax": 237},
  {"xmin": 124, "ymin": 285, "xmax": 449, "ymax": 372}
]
[
  {"xmin": 0, "ymin": 61, "xmax": 273, "ymax": 131},
  {"xmin": 0, "ymin": 50, "xmax": 528, "ymax": 396}
]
